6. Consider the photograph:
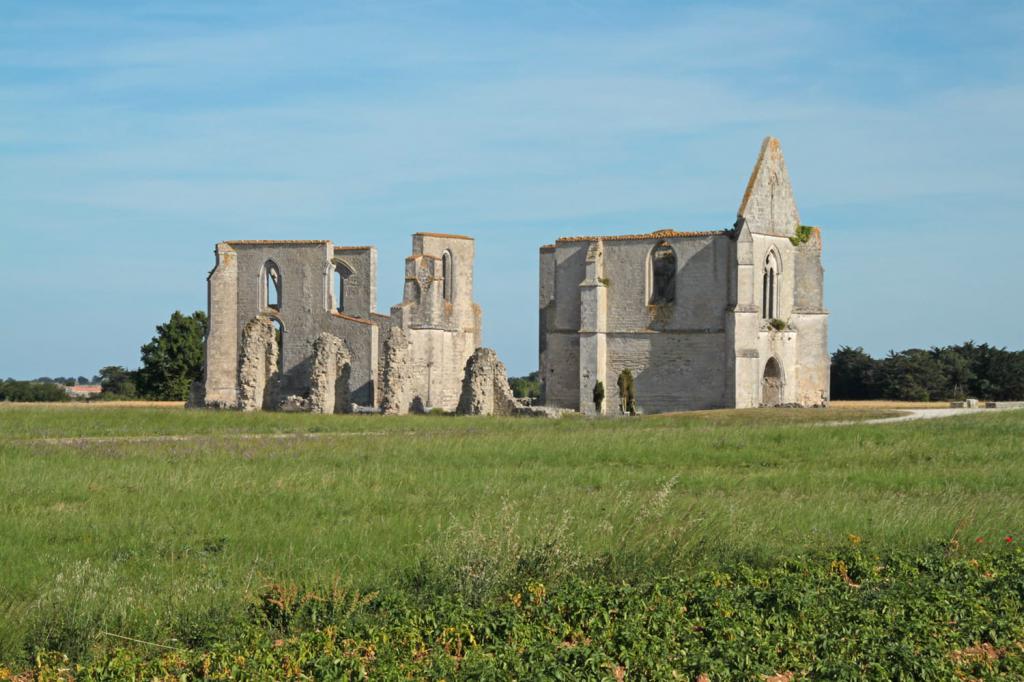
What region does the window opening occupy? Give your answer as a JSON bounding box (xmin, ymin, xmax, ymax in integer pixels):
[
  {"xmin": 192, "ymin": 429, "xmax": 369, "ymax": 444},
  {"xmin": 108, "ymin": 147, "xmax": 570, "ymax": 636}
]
[{"xmin": 648, "ymin": 243, "xmax": 676, "ymax": 304}]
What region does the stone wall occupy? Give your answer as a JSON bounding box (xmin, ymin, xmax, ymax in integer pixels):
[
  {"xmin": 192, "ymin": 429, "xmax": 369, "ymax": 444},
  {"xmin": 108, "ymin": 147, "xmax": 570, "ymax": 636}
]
[
  {"xmin": 200, "ymin": 233, "xmax": 479, "ymax": 415},
  {"xmin": 238, "ymin": 315, "xmax": 279, "ymax": 411},
  {"xmin": 540, "ymin": 136, "xmax": 829, "ymax": 414},
  {"xmin": 456, "ymin": 347, "xmax": 517, "ymax": 416},
  {"xmin": 308, "ymin": 332, "xmax": 351, "ymax": 414},
  {"xmin": 380, "ymin": 327, "xmax": 413, "ymax": 415}
]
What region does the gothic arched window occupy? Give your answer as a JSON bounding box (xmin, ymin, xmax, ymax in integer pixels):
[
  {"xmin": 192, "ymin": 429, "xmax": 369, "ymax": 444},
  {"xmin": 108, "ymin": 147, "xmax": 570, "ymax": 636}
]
[
  {"xmin": 762, "ymin": 251, "xmax": 779, "ymax": 319},
  {"xmin": 263, "ymin": 261, "xmax": 281, "ymax": 310},
  {"xmin": 648, "ymin": 243, "xmax": 677, "ymax": 305}
]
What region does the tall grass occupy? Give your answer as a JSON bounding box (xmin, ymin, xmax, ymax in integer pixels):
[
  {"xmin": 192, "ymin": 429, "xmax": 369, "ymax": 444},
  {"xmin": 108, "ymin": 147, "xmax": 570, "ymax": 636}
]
[{"xmin": 0, "ymin": 407, "xmax": 1021, "ymax": 665}]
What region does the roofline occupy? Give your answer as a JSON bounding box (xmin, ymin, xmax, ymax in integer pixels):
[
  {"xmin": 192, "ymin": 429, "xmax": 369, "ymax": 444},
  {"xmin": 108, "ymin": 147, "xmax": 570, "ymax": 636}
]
[
  {"xmin": 225, "ymin": 239, "xmax": 329, "ymax": 246},
  {"xmin": 334, "ymin": 245, "xmax": 373, "ymax": 251},
  {"xmin": 553, "ymin": 228, "xmax": 731, "ymax": 244},
  {"xmin": 414, "ymin": 232, "xmax": 474, "ymax": 241}
]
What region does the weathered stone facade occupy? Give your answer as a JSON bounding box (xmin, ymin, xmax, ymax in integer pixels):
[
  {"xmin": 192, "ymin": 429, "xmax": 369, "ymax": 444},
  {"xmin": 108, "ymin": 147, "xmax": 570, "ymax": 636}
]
[
  {"xmin": 539, "ymin": 137, "xmax": 829, "ymax": 414},
  {"xmin": 456, "ymin": 347, "xmax": 517, "ymax": 416},
  {"xmin": 199, "ymin": 233, "xmax": 480, "ymax": 412}
]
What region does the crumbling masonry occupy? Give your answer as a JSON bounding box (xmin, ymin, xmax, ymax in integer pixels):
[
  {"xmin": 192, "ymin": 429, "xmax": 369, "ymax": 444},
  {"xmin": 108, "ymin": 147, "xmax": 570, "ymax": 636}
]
[
  {"xmin": 196, "ymin": 137, "xmax": 828, "ymax": 416},
  {"xmin": 197, "ymin": 233, "xmax": 481, "ymax": 412}
]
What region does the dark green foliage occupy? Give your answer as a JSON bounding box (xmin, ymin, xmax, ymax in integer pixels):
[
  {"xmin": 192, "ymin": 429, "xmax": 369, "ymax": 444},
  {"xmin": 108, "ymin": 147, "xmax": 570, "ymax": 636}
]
[
  {"xmin": 0, "ymin": 380, "xmax": 68, "ymax": 402},
  {"xmin": 26, "ymin": 546, "xmax": 1024, "ymax": 679},
  {"xmin": 136, "ymin": 310, "xmax": 208, "ymax": 400},
  {"xmin": 617, "ymin": 369, "xmax": 636, "ymax": 414},
  {"xmin": 831, "ymin": 342, "xmax": 1024, "ymax": 401},
  {"xmin": 789, "ymin": 224, "xmax": 816, "ymax": 246},
  {"xmin": 592, "ymin": 380, "xmax": 605, "ymax": 412},
  {"xmin": 830, "ymin": 346, "xmax": 880, "ymax": 400},
  {"xmin": 509, "ymin": 371, "xmax": 541, "ymax": 400},
  {"xmin": 768, "ymin": 318, "xmax": 787, "ymax": 331},
  {"xmin": 98, "ymin": 365, "xmax": 138, "ymax": 398}
]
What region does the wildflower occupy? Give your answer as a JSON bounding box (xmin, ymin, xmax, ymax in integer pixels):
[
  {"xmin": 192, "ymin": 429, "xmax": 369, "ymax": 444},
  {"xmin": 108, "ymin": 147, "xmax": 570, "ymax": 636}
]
[
  {"xmin": 1005, "ymin": 536, "xmax": 1013, "ymax": 544},
  {"xmin": 976, "ymin": 537, "xmax": 984, "ymax": 543}
]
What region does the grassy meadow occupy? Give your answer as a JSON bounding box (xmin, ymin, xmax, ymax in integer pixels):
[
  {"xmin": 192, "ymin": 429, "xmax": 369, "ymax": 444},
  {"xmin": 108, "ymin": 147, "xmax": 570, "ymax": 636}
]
[{"xmin": 2, "ymin": 405, "xmax": 1023, "ymax": 677}]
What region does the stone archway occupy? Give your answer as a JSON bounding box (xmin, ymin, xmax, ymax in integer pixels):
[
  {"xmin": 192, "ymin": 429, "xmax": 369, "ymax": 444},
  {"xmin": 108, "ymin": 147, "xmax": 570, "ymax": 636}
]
[{"xmin": 762, "ymin": 357, "xmax": 784, "ymax": 407}]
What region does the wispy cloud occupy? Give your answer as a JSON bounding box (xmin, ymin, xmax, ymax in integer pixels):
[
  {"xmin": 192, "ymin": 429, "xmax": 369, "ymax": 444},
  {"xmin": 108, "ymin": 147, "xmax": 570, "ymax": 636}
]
[{"xmin": 1, "ymin": 0, "xmax": 1021, "ymax": 375}]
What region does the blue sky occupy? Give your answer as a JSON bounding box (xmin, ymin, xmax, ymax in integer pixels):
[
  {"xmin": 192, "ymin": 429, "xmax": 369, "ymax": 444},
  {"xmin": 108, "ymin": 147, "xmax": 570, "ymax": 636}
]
[{"xmin": 2, "ymin": 0, "xmax": 1021, "ymax": 378}]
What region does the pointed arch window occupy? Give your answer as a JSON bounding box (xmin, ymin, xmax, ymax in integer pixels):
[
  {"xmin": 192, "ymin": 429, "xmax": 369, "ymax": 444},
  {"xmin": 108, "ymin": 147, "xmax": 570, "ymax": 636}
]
[
  {"xmin": 263, "ymin": 261, "xmax": 281, "ymax": 310},
  {"xmin": 442, "ymin": 251, "xmax": 454, "ymax": 303},
  {"xmin": 762, "ymin": 251, "xmax": 778, "ymax": 319},
  {"xmin": 648, "ymin": 243, "xmax": 677, "ymax": 305}
]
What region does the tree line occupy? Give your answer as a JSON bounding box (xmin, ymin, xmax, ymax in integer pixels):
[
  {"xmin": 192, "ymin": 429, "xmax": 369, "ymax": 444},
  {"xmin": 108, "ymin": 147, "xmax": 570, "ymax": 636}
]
[
  {"xmin": 1, "ymin": 311, "xmax": 208, "ymax": 402},
  {"xmin": 831, "ymin": 342, "xmax": 1024, "ymax": 402},
  {"xmin": 6, "ymin": 313, "xmax": 1022, "ymax": 404}
]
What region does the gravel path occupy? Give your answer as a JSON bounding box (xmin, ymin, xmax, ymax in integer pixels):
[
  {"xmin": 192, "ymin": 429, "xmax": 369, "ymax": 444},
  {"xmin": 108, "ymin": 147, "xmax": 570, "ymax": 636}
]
[{"xmin": 855, "ymin": 406, "xmax": 1022, "ymax": 425}]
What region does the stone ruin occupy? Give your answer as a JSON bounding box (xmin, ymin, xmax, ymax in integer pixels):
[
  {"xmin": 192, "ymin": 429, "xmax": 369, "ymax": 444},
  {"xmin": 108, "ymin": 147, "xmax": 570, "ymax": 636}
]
[
  {"xmin": 193, "ymin": 137, "xmax": 828, "ymax": 417},
  {"xmin": 539, "ymin": 137, "xmax": 829, "ymax": 413},
  {"xmin": 456, "ymin": 348, "xmax": 517, "ymax": 416},
  {"xmin": 238, "ymin": 315, "xmax": 279, "ymax": 412},
  {"xmin": 194, "ymin": 233, "xmax": 487, "ymax": 414}
]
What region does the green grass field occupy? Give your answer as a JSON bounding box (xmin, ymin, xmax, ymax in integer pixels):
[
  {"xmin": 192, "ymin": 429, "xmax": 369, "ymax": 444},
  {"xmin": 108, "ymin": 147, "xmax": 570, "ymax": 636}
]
[{"xmin": 2, "ymin": 405, "xmax": 1023, "ymax": 678}]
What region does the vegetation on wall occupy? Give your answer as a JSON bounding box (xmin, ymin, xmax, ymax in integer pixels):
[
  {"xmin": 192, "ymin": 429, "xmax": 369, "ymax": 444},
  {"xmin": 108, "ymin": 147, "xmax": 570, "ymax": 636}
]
[
  {"xmin": 617, "ymin": 369, "xmax": 637, "ymax": 414},
  {"xmin": 831, "ymin": 342, "xmax": 1024, "ymax": 401},
  {"xmin": 789, "ymin": 224, "xmax": 816, "ymax": 246},
  {"xmin": 592, "ymin": 380, "xmax": 605, "ymax": 412}
]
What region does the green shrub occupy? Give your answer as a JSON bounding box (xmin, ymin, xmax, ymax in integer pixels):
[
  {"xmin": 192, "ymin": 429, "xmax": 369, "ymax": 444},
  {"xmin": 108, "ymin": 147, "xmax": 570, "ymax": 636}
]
[
  {"xmin": 0, "ymin": 380, "xmax": 68, "ymax": 402},
  {"xmin": 23, "ymin": 545, "xmax": 1024, "ymax": 679},
  {"xmin": 789, "ymin": 224, "xmax": 815, "ymax": 246},
  {"xmin": 592, "ymin": 381, "xmax": 605, "ymax": 412}
]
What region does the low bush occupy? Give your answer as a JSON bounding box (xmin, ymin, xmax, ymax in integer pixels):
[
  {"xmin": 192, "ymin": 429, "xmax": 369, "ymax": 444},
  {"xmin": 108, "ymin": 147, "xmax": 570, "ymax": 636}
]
[
  {"xmin": 0, "ymin": 380, "xmax": 68, "ymax": 402},
  {"xmin": 16, "ymin": 544, "xmax": 1024, "ymax": 680}
]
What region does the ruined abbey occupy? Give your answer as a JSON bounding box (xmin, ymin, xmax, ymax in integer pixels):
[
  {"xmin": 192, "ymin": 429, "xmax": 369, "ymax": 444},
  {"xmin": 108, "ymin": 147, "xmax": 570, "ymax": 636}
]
[{"xmin": 194, "ymin": 137, "xmax": 829, "ymax": 415}]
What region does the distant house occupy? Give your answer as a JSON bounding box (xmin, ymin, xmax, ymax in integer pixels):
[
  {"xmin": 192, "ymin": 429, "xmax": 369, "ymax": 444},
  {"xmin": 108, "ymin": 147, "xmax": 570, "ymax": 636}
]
[{"xmin": 65, "ymin": 385, "xmax": 103, "ymax": 399}]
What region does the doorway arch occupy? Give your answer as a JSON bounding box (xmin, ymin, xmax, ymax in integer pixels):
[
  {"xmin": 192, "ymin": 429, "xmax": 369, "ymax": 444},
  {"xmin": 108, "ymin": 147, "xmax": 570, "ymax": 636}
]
[{"xmin": 762, "ymin": 357, "xmax": 784, "ymax": 407}]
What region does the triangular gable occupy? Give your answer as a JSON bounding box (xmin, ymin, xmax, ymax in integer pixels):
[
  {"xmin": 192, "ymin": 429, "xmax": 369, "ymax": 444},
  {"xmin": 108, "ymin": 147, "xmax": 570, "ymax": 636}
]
[{"xmin": 736, "ymin": 137, "xmax": 800, "ymax": 236}]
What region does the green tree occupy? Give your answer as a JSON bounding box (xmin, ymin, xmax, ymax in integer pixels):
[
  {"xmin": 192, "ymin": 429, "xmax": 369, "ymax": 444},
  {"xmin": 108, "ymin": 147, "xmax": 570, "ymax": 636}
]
[
  {"xmin": 0, "ymin": 379, "xmax": 68, "ymax": 402},
  {"xmin": 877, "ymin": 349, "xmax": 949, "ymax": 401},
  {"xmin": 99, "ymin": 366, "xmax": 138, "ymax": 398},
  {"xmin": 136, "ymin": 311, "xmax": 208, "ymax": 400},
  {"xmin": 509, "ymin": 371, "xmax": 541, "ymax": 400},
  {"xmin": 830, "ymin": 346, "xmax": 880, "ymax": 400}
]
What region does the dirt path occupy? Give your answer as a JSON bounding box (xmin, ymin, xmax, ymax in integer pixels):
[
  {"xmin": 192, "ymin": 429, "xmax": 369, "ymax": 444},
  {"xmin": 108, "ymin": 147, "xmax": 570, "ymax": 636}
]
[{"xmin": 847, "ymin": 406, "xmax": 1023, "ymax": 426}]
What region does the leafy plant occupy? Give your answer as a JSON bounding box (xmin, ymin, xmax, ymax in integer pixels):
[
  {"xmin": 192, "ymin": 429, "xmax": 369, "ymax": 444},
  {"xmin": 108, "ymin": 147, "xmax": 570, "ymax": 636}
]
[
  {"xmin": 768, "ymin": 318, "xmax": 788, "ymax": 331},
  {"xmin": 789, "ymin": 224, "xmax": 816, "ymax": 246},
  {"xmin": 592, "ymin": 381, "xmax": 605, "ymax": 413},
  {"xmin": 616, "ymin": 369, "xmax": 636, "ymax": 415}
]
